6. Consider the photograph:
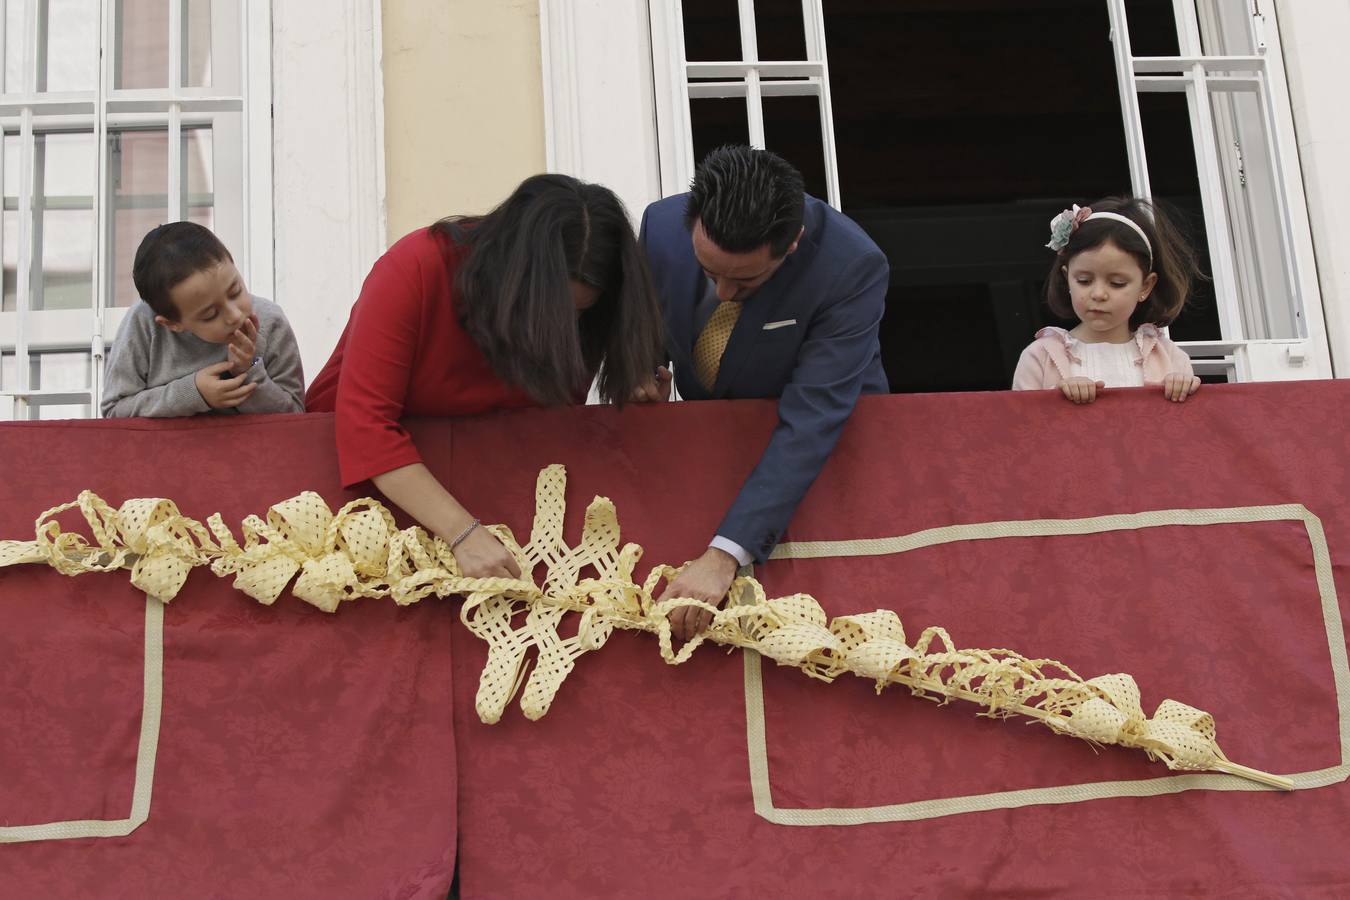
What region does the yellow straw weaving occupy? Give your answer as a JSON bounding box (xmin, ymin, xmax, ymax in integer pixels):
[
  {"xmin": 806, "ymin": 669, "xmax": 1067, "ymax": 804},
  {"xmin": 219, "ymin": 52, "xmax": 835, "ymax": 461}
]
[{"xmin": 0, "ymin": 465, "xmax": 1291, "ymax": 789}]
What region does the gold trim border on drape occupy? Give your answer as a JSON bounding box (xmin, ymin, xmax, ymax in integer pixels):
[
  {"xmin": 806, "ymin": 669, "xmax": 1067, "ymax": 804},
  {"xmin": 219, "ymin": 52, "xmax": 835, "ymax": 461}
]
[
  {"xmin": 0, "ymin": 595, "xmax": 163, "ymax": 843},
  {"xmin": 746, "ymin": 504, "xmax": 1350, "ymax": 825}
]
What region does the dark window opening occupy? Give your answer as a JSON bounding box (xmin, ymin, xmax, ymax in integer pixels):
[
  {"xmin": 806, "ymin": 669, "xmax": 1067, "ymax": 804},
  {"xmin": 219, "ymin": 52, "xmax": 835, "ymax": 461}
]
[{"xmin": 683, "ymin": 0, "xmax": 1220, "ymax": 393}]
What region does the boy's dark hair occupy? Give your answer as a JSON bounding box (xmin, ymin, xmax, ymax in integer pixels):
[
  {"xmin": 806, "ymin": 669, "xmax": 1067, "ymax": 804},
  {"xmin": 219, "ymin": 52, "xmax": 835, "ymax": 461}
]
[
  {"xmin": 684, "ymin": 145, "xmax": 805, "ymax": 257},
  {"xmin": 430, "ymin": 173, "xmax": 666, "ymax": 408},
  {"xmin": 132, "ymin": 221, "xmax": 233, "ymax": 319},
  {"xmin": 1046, "ymin": 196, "xmax": 1203, "ymax": 329}
]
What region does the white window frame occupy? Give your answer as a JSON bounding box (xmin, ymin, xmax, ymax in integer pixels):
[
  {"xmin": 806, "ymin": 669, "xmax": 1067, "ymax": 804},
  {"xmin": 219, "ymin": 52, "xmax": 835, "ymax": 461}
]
[
  {"xmin": 648, "ymin": 0, "xmax": 841, "ymax": 209},
  {"xmin": 1107, "ymin": 0, "xmax": 1332, "ymax": 381},
  {"xmin": 0, "ymin": 0, "xmax": 272, "ymax": 420},
  {"xmin": 547, "ymin": 1, "xmax": 1334, "ymax": 386}
]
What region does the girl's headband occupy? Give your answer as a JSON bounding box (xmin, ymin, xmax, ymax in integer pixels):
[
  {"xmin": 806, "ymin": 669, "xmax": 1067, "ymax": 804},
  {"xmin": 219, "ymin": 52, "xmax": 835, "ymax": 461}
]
[{"xmin": 1045, "ymin": 205, "xmax": 1154, "ymax": 270}]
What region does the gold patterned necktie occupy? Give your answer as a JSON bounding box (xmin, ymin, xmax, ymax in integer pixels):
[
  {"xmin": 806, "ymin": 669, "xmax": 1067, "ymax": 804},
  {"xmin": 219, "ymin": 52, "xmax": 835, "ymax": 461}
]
[{"xmin": 693, "ymin": 300, "xmax": 743, "ymax": 391}]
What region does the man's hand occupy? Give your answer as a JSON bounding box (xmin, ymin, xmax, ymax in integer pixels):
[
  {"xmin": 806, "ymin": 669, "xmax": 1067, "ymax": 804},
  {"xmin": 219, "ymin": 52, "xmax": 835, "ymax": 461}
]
[
  {"xmin": 1058, "ymin": 376, "xmax": 1105, "ymax": 405},
  {"xmin": 1162, "ymin": 372, "xmax": 1200, "ymax": 402},
  {"xmin": 451, "ymin": 526, "xmax": 522, "ymax": 580},
  {"xmin": 659, "ymin": 546, "xmax": 740, "ymax": 640},
  {"xmin": 195, "ymin": 361, "xmax": 258, "ymax": 409},
  {"xmin": 630, "ymin": 365, "xmax": 673, "ymax": 403},
  {"xmin": 226, "ymin": 315, "xmax": 260, "ymax": 376}
]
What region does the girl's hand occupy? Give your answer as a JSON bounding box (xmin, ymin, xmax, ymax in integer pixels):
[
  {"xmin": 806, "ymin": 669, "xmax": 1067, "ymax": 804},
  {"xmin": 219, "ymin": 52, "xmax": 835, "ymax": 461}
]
[
  {"xmin": 1162, "ymin": 373, "xmax": 1201, "ymax": 402},
  {"xmin": 1059, "ymin": 377, "xmax": 1105, "ymax": 405},
  {"xmin": 451, "ymin": 526, "xmax": 523, "ymax": 580}
]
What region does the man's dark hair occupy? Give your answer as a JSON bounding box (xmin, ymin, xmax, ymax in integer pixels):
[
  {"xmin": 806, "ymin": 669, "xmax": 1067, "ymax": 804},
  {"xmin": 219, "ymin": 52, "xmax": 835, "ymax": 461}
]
[
  {"xmin": 131, "ymin": 221, "xmax": 233, "ymax": 319},
  {"xmin": 431, "ymin": 173, "xmax": 666, "ymax": 408},
  {"xmin": 684, "ymin": 145, "xmax": 805, "ymax": 257}
]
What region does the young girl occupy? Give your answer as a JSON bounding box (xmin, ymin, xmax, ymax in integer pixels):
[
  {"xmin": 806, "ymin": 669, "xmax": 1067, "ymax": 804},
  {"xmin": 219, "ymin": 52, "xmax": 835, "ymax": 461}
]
[{"xmin": 1012, "ymin": 197, "xmax": 1203, "ymax": 404}]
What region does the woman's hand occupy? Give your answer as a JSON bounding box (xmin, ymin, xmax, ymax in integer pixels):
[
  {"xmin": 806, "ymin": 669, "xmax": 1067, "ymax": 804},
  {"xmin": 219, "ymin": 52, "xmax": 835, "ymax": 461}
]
[
  {"xmin": 452, "ymin": 526, "xmax": 522, "ymax": 580},
  {"xmin": 1162, "ymin": 373, "xmax": 1201, "ymax": 402},
  {"xmin": 1058, "ymin": 377, "xmax": 1105, "ymax": 404},
  {"xmin": 371, "ymin": 463, "xmax": 523, "ymax": 580},
  {"xmin": 629, "ymin": 365, "xmax": 673, "ymax": 403}
]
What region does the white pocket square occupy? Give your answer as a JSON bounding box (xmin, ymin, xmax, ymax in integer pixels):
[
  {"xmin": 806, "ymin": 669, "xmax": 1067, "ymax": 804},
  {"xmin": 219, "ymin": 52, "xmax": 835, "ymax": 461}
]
[{"xmin": 762, "ymin": 319, "xmax": 797, "ymax": 331}]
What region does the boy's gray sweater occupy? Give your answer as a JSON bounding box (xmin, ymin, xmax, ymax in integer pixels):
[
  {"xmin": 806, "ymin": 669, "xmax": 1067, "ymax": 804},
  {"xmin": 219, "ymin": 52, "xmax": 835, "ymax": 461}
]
[{"xmin": 101, "ymin": 297, "xmax": 305, "ymax": 418}]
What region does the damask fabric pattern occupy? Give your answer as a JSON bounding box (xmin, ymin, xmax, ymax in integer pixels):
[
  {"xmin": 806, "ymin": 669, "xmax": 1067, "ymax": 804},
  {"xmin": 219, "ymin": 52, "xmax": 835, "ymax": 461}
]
[
  {"xmin": 3, "ymin": 386, "xmax": 1350, "ymax": 898},
  {"xmin": 0, "ymin": 468, "xmax": 1286, "ymax": 787}
]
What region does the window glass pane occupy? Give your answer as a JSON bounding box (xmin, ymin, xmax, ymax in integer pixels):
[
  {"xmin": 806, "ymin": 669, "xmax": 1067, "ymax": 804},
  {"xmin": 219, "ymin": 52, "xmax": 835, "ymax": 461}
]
[
  {"xmin": 1138, "ymin": 92, "xmax": 1221, "ymax": 343},
  {"xmin": 820, "ymin": 2, "xmax": 1151, "ymax": 391},
  {"xmin": 1208, "ymin": 83, "xmax": 1298, "ymax": 339},
  {"xmin": 115, "ymin": 0, "xmax": 168, "ymax": 89},
  {"xmin": 754, "ymin": 0, "xmax": 807, "ymax": 61},
  {"xmin": 3, "ymin": 131, "xmax": 17, "ymax": 312},
  {"xmin": 689, "ymin": 98, "xmax": 749, "ymax": 167},
  {"xmin": 30, "ymin": 348, "xmax": 89, "ymax": 389},
  {"xmin": 4, "ymin": 0, "xmax": 24, "ymax": 93},
  {"xmin": 1199, "ymin": 1, "xmax": 1256, "ymax": 56},
  {"xmin": 682, "ymin": 0, "xmax": 743, "ymax": 62},
  {"xmin": 763, "ymin": 95, "xmax": 826, "ymax": 201},
  {"xmin": 109, "ymin": 129, "xmax": 167, "ymax": 307},
  {"xmin": 4, "ymin": 351, "xmax": 91, "ymax": 420},
  {"xmin": 184, "ymin": 124, "xmax": 213, "ymax": 229},
  {"xmin": 0, "ymin": 349, "xmax": 13, "ymax": 420},
  {"xmin": 35, "ymin": 130, "xmax": 94, "ymax": 311},
  {"xmin": 40, "ymin": 0, "xmax": 98, "ymax": 92},
  {"xmin": 185, "ymin": 0, "xmax": 211, "ymax": 87},
  {"xmin": 1125, "ymin": 0, "xmax": 1182, "ymax": 57}
]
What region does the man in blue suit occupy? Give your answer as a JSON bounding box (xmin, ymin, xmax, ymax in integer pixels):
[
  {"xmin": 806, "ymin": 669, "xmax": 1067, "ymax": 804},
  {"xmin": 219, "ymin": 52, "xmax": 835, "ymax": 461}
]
[{"xmin": 638, "ymin": 145, "xmax": 890, "ymax": 638}]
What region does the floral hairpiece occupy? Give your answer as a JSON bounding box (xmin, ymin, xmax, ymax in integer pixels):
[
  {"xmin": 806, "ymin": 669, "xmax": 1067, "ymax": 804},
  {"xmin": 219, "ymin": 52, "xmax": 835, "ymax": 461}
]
[
  {"xmin": 1045, "ymin": 204, "xmax": 1093, "ymax": 251},
  {"xmin": 1045, "ymin": 205, "xmax": 1156, "ymax": 269}
]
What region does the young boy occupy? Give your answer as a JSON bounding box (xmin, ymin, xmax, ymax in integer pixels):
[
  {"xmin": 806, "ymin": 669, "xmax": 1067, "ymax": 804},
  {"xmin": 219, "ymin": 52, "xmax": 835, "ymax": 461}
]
[{"xmin": 102, "ymin": 222, "xmax": 305, "ymax": 417}]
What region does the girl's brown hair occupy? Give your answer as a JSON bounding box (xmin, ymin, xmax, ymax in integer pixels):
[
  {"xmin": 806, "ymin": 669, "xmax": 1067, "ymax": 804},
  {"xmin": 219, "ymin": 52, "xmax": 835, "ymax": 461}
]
[{"xmin": 1046, "ymin": 196, "xmax": 1203, "ymax": 330}]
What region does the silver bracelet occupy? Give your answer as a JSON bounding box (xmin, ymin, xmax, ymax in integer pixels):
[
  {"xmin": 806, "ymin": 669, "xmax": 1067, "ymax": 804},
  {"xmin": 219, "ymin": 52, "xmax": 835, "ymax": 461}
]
[{"xmin": 449, "ymin": 518, "xmax": 481, "ymax": 551}]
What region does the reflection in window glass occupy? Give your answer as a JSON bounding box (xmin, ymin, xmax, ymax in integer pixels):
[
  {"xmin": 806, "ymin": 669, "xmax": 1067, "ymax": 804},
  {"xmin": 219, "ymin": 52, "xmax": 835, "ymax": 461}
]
[
  {"xmin": 33, "ymin": 351, "xmax": 92, "ymax": 418},
  {"xmin": 3, "ymin": 0, "xmax": 23, "ymax": 93},
  {"xmin": 185, "ymin": 125, "xmax": 213, "ymax": 230},
  {"xmin": 109, "ymin": 129, "xmax": 168, "ymax": 307},
  {"xmin": 31, "ymin": 349, "xmax": 89, "ymax": 389},
  {"xmin": 41, "ymin": 0, "xmax": 98, "ymax": 92},
  {"xmin": 186, "ymin": 0, "xmax": 212, "ymax": 87},
  {"xmin": 3, "ymin": 132, "xmax": 17, "ymax": 312},
  {"xmin": 0, "ymin": 350, "xmax": 13, "ymax": 420},
  {"xmin": 1209, "ymin": 85, "xmax": 1297, "ymax": 339},
  {"xmin": 114, "ymin": 0, "xmax": 169, "ymax": 89},
  {"xmin": 35, "ymin": 131, "xmax": 95, "ymax": 311}
]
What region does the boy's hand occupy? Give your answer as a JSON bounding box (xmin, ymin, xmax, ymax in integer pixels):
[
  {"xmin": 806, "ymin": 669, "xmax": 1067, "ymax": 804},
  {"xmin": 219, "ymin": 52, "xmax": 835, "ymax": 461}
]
[
  {"xmin": 1162, "ymin": 373, "xmax": 1201, "ymax": 402},
  {"xmin": 226, "ymin": 315, "xmax": 260, "ymax": 376},
  {"xmin": 195, "ymin": 361, "xmax": 258, "ymax": 409},
  {"xmin": 1059, "ymin": 377, "xmax": 1105, "ymax": 404}
]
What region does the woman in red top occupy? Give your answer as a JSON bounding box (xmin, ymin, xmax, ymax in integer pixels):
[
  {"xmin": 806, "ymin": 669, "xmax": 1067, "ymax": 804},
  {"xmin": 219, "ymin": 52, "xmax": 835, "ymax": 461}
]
[{"xmin": 306, "ymin": 174, "xmax": 664, "ymax": 580}]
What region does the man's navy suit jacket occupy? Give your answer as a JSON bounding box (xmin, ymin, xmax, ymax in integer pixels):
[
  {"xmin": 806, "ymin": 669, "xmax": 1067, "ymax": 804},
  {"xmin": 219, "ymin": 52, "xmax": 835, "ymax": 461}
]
[{"xmin": 639, "ymin": 192, "xmax": 890, "ymax": 563}]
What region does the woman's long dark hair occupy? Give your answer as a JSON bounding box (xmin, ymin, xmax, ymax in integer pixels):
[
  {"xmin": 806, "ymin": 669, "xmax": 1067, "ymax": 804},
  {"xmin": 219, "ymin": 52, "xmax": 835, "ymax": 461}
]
[{"xmin": 430, "ymin": 174, "xmax": 665, "ymax": 407}]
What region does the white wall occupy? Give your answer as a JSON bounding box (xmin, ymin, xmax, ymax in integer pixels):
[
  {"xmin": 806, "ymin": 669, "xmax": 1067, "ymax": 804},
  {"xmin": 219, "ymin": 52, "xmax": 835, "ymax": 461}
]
[
  {"xmin": 1276, "ymin": 1, "xmax": 1350, "ymax": 377},
  {"xmin": 271, "ymin": 0, "xmax": 387, "ymax": 387},
  {"xmin": 540, "ymin": 0, "xmax": 663, "ymax": 221}
]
